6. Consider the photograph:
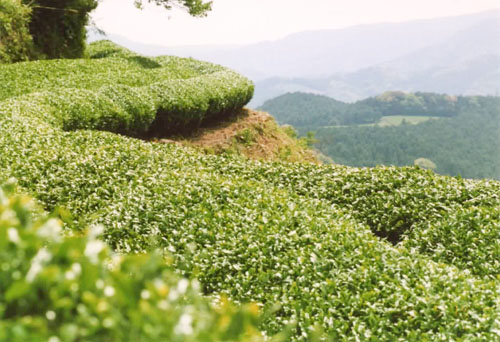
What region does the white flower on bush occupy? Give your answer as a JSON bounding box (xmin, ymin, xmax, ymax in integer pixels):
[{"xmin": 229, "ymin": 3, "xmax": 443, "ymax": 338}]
[
  {"xmin": 46, "ymin": 310, "xmax": 56, "ymax": 320},
  {"xmin": 104, "ymin": 286, "xmax": 115, "ymax": 297},
  {"xmin": 7, "ymin": 228, "xmax": 20, "ymax": 244},
  {"xmin": 37, "ymin": 218, "xmax": 62, "ymax": 241},
  {"xmin": 84, "ymin": 240, "xmax": 106, "ymax": 263},
  {"xmin": 141, "ymin": 289, "xmax": 150, "ymax": 300},
  {"xmin": 174, "ymin": 313, "xmax": 193, "ymax": 335},
  {"xmin": 177, "ymin": 278, "xmax": 189, "ymax": 294},
  {"xmin": 65, "ymin": 263, "xmax": 82, "ymax": 280},
  {"xmin": 26, "ymin": 248, "xmax": 52, "ymax": 282},
  {"xmin": 88, "ymin": 224, "xmax": 105, "ymax": 239}
]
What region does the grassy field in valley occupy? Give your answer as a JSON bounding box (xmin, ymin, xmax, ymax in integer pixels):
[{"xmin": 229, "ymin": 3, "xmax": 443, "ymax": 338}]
[{"xmin": 377, "ymin": 115, "xmax": 439, "ymax": 126}]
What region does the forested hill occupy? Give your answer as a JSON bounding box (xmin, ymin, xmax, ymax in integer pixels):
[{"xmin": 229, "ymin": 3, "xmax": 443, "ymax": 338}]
[
  {"xmin": 259, "ymin": 91, "xmax": 486, "ymax": 127},
  {"xmin": 259, "ymin": 91, "xmax": 500, "ymax": 180}
]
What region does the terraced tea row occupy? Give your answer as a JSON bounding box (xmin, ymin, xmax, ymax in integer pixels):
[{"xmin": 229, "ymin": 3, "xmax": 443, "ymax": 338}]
[{"xmin": 0, "ymin": 40, "xmax": 254, "ymax": 135}]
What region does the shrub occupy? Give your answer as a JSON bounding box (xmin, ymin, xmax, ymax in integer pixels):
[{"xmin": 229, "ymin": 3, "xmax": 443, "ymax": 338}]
[
  {"xmin": 414, "ymin": 157, "xmax": 437, "ymax": 170},
  {"xmin": 0, "ymin": 180, "xmax": 264, "ymax": 342},
  {"xmin": 0, "ymin": 41, "xmax": 254, "ymax": 136},
  {"xmin": 0, "ymin": 0, "xmax": 34, "ymax": 63}
]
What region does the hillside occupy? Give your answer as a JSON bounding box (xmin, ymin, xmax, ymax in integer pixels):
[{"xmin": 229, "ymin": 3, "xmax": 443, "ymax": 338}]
[
  {"xmin": 260, "ymin": 91, "xmax": 500, "ymax": 179},
  {"xmin": 2, "ymin": 41, "xmax": 500, "ymax": 341}
]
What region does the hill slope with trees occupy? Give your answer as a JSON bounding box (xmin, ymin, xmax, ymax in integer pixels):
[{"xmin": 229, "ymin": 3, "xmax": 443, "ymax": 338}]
[{"xmin": 260, "ymin": 91, "xmax": 500, "ymax": 179}]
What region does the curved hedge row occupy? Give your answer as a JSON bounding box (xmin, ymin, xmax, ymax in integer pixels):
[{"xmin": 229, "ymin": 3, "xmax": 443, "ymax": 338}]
[
  {"xmin": 0, "ymin": 40, "xmax": 254, "ymax": 135},
  {"xmin": 231, "ymin": 161, "xmax": 500, "ymax": 277}
]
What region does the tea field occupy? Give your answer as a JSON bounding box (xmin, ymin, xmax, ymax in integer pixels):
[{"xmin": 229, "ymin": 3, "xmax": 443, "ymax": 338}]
[{"xmin": 1, "ymin": 41, "xmax": 500, "ymax": 341}]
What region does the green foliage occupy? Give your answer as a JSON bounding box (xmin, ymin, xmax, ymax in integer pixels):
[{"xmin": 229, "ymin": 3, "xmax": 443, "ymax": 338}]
[
  {"xmin": 235, "ymin": 128, "xmax": 256, "ymax": 145},
  {"xmin": 299, "ymin": 131, "xmax": 318, "ymax": 147},
  {"xmin": 0, "ymin": 0, "xmax": 34, "ymax": 63},
  {"xmin": 263, "ymin": 91, "xmax": 500, "ymax": 179},
  {"xmin": 85, "ymin": 39, "xmax": 137, "ymax": 59},
  {"xmin": 0, "ymin": 41, "xmax": 254, "ymax": 136},
  {"xmin": 403, "ymin": 205, "xmax": 500, "ymax": 279},
  {"xmin": 313, "ymin": 96, "xmax": 500, "ymax": 179},
  {"xmin": 0, "ymin": 180, "xmax": 264, "ymax": 342},
  {"xmin": 135, "ymin": 0, "xmax": 212, "ymax": 17},
  {"xmin": 23, "ymin": 0, "xmax": 98, "ymax": 59},
  {"xmin": 258, "ymin": 92, "xmax": 353, "ymax": 127},
  {"xmin": 369, "ymin": 91, "xmax": 459, "ymax": 117},
  {"xmin": 2, "ymin": 42, "xmax": 500, "ymax": 341},
  {"xmin": 260, "ymin": 91, "xmax": 466, "ymax": 131},
  {"xmin": 281, "ymin": 125, "xmax": 298, "ymax": 139},
  {"xmin": 0, "ymin": 40, "xmax": 225, "ymax": 102}
]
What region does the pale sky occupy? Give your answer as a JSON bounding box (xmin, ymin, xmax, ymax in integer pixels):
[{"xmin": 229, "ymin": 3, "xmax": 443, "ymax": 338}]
[{"xmin": 91, "ymin": 0, "xmax": 500, "ymax": 46}]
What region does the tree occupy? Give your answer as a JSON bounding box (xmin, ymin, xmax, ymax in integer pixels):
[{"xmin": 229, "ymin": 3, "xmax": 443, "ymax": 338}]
[
  {"xmin": 23, "ymin": 0, "xmax": 212, "ymax": 60},
  {"xmin": 134, "ymin": 0, "xmax": 212, "ymax": 17},
  {"xmin": 23, "ymin": 0, "xmax": 98, "ymax": 59},
  {"xmin": 414, "ymin": 158, "xmax": 437, "ymax": 171}
]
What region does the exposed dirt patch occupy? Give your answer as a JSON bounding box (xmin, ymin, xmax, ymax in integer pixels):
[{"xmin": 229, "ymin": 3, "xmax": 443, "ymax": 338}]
[{"xmin": 152, "ymin": 108, "xmax": 322, "ymax": 163}]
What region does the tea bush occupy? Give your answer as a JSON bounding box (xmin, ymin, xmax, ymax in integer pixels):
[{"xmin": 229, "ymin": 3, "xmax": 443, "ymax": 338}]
[
  {"xmin": 0, "ymin": 40, "xmax": 254, "ymax": 135},
  {"xmin": 3, "ymin": 102, "xmax": 500, "ymax": 340},
  {"xmin": 0, "ymin": 180, "xmax": 264, "ymax": 342},
  {"xmin": 2, "ymin": 42, "xmax": 500, "ymax": 340}
]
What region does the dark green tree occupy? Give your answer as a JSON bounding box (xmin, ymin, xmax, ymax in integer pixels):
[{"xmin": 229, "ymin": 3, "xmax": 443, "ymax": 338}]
[{"xmin": 23, "ymin": 0, "xmax": 98, "ymax": 59}]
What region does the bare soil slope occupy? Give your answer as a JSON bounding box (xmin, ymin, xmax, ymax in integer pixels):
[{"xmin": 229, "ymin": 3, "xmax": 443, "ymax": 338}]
[{"xmin": 154, "ymin": 108, "xmax": 322, "ymax": 163}]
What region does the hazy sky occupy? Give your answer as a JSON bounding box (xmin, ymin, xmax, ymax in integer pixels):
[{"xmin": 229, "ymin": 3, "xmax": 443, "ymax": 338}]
[{"xmin": 91, "ymin": 0, "xmax": 500, "ymax": 46}]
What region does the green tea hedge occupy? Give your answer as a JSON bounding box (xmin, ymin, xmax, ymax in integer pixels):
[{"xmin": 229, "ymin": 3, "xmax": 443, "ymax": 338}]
[
  {"xmin": 0, "ymin": 180, "xmax": 264, "ymax": 342},
  {"xmin": 2, "ymin": 101, "xmax": 500, "ymax": 340},
  {"xmin": 2, "ymin": 41, "xmax": 500, "ymax": 341},
  {"xmin": 0, "ymin": 40, "xmax": 254, "ymax": 135}
]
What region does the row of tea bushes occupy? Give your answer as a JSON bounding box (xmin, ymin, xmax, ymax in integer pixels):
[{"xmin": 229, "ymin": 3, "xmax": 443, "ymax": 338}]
[
  {"xmin": 0, "ymin": 40, "xmax": 224, "ymax": 101},
  {"xmin": 244, "ymin": 163, "xmax": 499, "ymax": 239},
  {"xmin": 2, "ymin": 42, "xmax": 500, "ymax": 340},
  {"xmin": 223, "ymin": 161, "xmax": 500, "ymax": 277},
  {"xmin": 10, "ymin": 70, "xmax": 254, "ymax": 136},
  {"xmin": 2, "ymin": 102, "xmax": 500, "ymax": 340},
  {"xmin": 0, "ymin": 40, "xmax": 254, "ymax": 135},
  {"xmin": 0, "ymin": 180, "xmax": 265, "ymax": 342}
]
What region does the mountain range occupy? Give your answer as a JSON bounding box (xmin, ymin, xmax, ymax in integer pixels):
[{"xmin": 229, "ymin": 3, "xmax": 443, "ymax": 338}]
[{"xmin": 89, "ymin": 10, "xmax": 500, "ymax": 106}]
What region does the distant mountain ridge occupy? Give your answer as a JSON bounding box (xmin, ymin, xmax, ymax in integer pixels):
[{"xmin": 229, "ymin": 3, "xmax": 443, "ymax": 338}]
[
  {"xmin": 252, "ymin": 13, "xmax": 500, "ymax": 105},
  {"xmin": 258, "ymin": 91, "xmax": 465, "ymax": 129},
  {"xmin": 89, "ymin": 10, "xmax": 500, "ymax": 105}
]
